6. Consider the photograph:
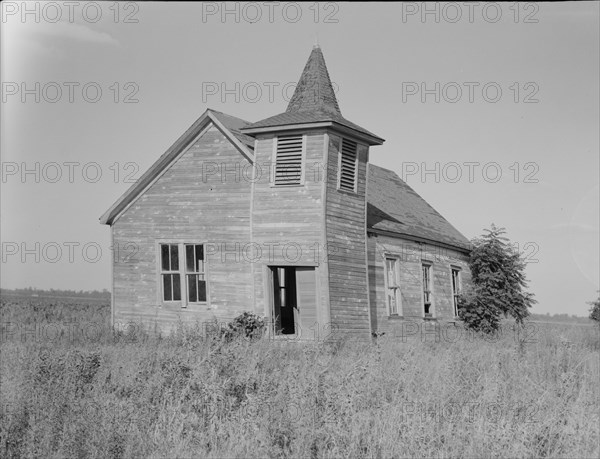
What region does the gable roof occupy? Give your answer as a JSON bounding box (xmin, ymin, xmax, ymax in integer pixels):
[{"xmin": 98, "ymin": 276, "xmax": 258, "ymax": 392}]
[
  {"xmin": 241, "ymin": 46, "xmax": 384, "ymax": 146},
  {"xmin": 99, "ymin": 109, "xmax": 253, "ymax": 225},
  {"xmin": 367, "ymin": 164, "xmax": 472, "ymax": 252}
]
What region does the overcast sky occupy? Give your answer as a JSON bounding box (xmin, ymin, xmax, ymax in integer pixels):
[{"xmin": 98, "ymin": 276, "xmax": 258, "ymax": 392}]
[{"xmin": 1, "ymin": 2, "xmax": 598, "ymax": 316}]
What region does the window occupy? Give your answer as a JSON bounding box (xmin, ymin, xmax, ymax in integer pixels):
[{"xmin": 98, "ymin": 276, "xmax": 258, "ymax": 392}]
[
  {"xmin": 273, "ymin": 134, "xmax": 304, "ymax": 186},
  {"xmin": 161, "ymin": 244, "xmax": 181, "ymax": 301},
  {"xmin": 385, "ymin": 257, "xmax": 401, "ymax": 315},
  {"xmin": 185, "ymin": 244, "xmax": 206, "ymax": 303},
  {"xmin": 451, "ymin": 268, "xmax": 461, "ymax": 317},
  {"xmin": 160, "ymin": 243, "xmax": 207, "ymax": 305},
  {"xmin": 422, "ymin": 263, "xmax": 433, "ymax": 317},
  {"xmin": 338, "ymin": 138, "xmax": 358, "ymax": 192}
]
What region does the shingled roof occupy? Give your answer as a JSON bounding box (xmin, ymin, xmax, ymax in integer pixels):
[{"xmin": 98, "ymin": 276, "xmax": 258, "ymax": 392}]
[
  {"xmin": 241, "ymin": 46, "xmax": 384, "ymax": 145},
  {"xmin": 210, "ymin": 110, "xmax": 255, "ymax": 149},
  {"xmin": 367, "ymin": 164, "xmax": 472, "ymax": 252}
]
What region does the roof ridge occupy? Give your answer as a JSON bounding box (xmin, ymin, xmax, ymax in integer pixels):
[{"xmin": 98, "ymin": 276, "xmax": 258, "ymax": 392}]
[{"xmin": 208, "ymin": 109, "xmax": 253, "ymax": 126}]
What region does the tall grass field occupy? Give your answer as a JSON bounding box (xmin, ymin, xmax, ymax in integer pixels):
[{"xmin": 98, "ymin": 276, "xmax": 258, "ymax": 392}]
[{"xmin": 1, "ymin": 295, "xmax": 598, "ymax": 458}]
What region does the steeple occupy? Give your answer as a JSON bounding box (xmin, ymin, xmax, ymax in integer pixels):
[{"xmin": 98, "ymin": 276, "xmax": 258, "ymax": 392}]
[
  {"xmin": 241, "ymin": 46, "xmax": 384, "ymax": 146},
  {"xmin": 286, "ymin": 45, "xmax": 341, "ymax": 116}
]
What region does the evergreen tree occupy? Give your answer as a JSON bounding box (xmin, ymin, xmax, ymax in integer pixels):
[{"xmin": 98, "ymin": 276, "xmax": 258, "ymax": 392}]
[
  {"xmin": 589, "ymin": 293, "xmax": 600, "ymax": 323},
  {"xmin": 459, "ymin": 224, "xmax": 536, "ymax": 333}
]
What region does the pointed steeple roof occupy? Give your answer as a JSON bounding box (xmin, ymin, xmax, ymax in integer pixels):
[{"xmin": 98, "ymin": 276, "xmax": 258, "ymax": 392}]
[
  {"xmin": 241, "ymin": 46, "xmax": 384, "ymax": 145},
  {"xmin": 286, "ymin": 45, "xmax": 341, "ymax": 115}
]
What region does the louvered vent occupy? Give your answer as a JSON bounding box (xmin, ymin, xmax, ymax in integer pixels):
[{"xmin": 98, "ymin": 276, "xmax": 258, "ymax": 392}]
[
  {"xmin": 274, "ymin": 135, "xmax": 303, "ymax": 186},
  {"xmin": 339, "ymin": 138, "xmax": 358, "ymax": 192}
]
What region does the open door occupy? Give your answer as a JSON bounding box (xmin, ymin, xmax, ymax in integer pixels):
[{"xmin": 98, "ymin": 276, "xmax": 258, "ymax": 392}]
[
  {"xmin": 270, "ymin": 266, "xmax": 317, "ymax": 337},
  {"xmin": 295, "ymin": 267, "xmax": 318, "ymax": 335}
]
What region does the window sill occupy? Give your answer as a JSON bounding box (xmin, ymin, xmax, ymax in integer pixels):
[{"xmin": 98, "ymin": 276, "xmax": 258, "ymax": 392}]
[
  {"xmin": 160, "ymin": 302, "xmax": 207, "ymax": 308},
  {"xmin": 181, "ymin": 302, "xmax": 208, "ymax": 308}
]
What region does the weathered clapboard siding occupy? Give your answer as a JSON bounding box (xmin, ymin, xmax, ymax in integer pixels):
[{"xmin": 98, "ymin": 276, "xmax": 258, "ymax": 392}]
[
  {"xmin": 102, "ymin": 47, "xmax": 476, "ymax": 341},
  {"xmin": 367, "ymin": 232, "xmax": 471, "ymax": 335},
  {"xmin": 112, "ymin": 125, "xmax": 253, "ymax": 334},
  {"xmin": 324, "ymin": 134, "xmax": 371, "ymax": 338},
  {"xmin": 251, "ymin": 130, "xmax": 331, "ymax": 334}
]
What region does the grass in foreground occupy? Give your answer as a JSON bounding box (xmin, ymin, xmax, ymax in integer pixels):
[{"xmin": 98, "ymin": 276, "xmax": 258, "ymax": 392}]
[{"xmin": 0, "ymin": 297, "xmax": 599, "ymax": 458}]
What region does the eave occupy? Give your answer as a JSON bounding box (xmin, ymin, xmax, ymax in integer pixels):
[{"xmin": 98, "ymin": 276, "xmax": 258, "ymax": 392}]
[
  {"xmin": 367, "ymin": 227, "xmax": 472, "ymax": 255},
  {"xmin": 241, "ymin": 121, "xmax": 385, "ymax": 146}
]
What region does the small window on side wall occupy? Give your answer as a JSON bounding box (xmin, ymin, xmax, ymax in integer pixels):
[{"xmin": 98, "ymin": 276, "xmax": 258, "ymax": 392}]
[
  {"xmin": 385, "ymin": 257, "xmax": 401, "ymax": 316},
  {"xmin": 451, "ymin": 268, "xmax": 461, "ymax": 317},
  {"xmin": 422, "ymin": 263, "xmax": 433, "ymax": 318}
]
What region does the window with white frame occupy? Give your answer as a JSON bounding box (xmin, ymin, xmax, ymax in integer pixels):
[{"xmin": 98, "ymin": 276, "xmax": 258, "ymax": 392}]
[
  {"xmin": 273, "ymin": 134, "xmax": 304, "ymax": 186},
  {"xmin": 338, "ymin": 138, "xmax": 358, "ymax": 192},
  {"xmin": 385, "ymin": 257, "xmax": 401, "ymax": 315},
  {"xmin": 160, "ymin": 243, "xmax": 207, "ymax": 305},
  {"xmin": 451, "ymin": 268, "xmax": 461, "ymax": 317},
  {"xmin": 422, "ymin": 263, "xmax": 433, "ymax": 317}
]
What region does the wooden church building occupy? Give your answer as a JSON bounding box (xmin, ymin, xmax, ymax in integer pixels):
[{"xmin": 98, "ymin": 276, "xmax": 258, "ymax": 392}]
[{"xmin": 100, "ymin": 46, "xmax": 472, "ymax": 339}]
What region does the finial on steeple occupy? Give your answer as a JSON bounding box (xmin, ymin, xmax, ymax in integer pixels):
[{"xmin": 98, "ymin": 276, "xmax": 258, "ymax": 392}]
[{"xmin": 313, "ymin": 31, "xmax": 319, "ymax": 49}]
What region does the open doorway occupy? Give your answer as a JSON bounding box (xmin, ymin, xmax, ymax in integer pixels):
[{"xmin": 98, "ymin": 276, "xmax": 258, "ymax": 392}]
[
  {"xmin": 272, "ymin": 267, "xmax": 297, "ymax": 334},
  {"xmin": 269, "ymin": 266, "xmax": 317, "ymax": 336}
]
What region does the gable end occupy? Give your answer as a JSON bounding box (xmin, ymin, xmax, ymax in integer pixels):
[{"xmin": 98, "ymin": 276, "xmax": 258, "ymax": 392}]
[{"xmin": 99, "ymin": 110, "xmax": 254, "ymax": 226}]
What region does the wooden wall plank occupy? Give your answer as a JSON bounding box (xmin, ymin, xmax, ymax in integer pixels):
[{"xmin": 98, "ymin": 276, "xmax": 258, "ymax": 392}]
[
  {"xmin": 112, "ymin": 126, "xmax": 254, "ymax": 334},
  {"xmin": 367, "ymin": 232, "xmax": 471, "ymax": 336},
  {"xmin": 325, "ymin": 135, "xmax": 371, "ymax": 338}
]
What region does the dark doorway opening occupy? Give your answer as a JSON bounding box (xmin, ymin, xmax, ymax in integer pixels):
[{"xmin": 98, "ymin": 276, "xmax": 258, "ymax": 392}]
[
  {"xmin": 270, "ymin": 266, "xmax": 317, "ymax": 336},
  {"xmin": 271, "ymin": 267, "xmax": 297, "ymax": 334}
]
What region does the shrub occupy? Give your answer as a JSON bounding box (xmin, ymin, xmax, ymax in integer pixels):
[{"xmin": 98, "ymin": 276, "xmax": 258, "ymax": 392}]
[{"xmin": 223, "ymin": 312, "xmax": 265, "ymax": 341}]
